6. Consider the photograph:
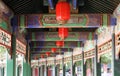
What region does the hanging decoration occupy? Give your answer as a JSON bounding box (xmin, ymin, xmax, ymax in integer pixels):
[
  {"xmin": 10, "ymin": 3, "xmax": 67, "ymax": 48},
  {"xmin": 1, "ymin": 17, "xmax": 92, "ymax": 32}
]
[
  {"xmin": 46, "ymin": 52, "xmax": 50, "ymax": 56},
  {"xmin": 41, "ymin": 54, "xmax": 44, "ymax": 58},
  {"xmin": 56, "ymin": 40, "xmax": 64, "ymax": 47},
  {"xmin": 58, "ymin": 27, "xmax": 68, "ymax": 39},
  {"xmin": 51, "ymin": 48, "xmax": 57, "ymax": 53},
  {"xmin": 34, "ymin": 56, "xmax": 38, "ymax": 60},
  {"xmin": 56, "ymin": 1, "xmax": 70, "ymax": 24}
]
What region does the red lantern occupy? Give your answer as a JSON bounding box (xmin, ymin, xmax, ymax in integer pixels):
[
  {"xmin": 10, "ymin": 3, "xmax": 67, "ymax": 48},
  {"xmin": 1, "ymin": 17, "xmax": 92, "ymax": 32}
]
[
  {"xmin": 41, "ymin": 54, "xmax": 44, "ymax": 58},
  {"xmin": 58, "ymin": 28, "xmax": 68, "ymax": 39},
  {"xmin": 51, "ymin": 48, "xmax": 57, "ymax": 53},
  {"xmin": 46, "ymin": 52, "xmax": 50, "ymax": 56},
  {"xmin": 56, "ymin": 1, "xmax": 70, "ymax": 24},
  {"xmin": 34, "ymin": 56, "xmax": 38, "ymax": 60},
  {"xmin": 56, "ymin": 41, "xmax": 64, "ymax": 47}
]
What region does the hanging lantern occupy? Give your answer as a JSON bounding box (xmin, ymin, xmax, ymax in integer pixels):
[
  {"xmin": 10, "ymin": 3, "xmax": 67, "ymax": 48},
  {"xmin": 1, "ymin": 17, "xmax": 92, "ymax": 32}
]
[
  {"xmin": 56, "ymin": 1, "xmax": 70, "ymax": 24},
  {"xmin": 34, "ymin": 56, "xmax": 38, "ymax": 60},
  {"xmin": 58, "ymin": 28, "xmax": 68, "ymax": 39},
  {"xmin": 41, "ymin": 54, "xmax": 44, "ymax": 58},
  {"xmin": 46, "ymin": 52, "xmax": 50, "ymax": 56},
  {"xmin": 51, "ymin": 48, "xmax": 57, "ymax": 53},
  {"xmin": 56, "ymin": 41, "xmax": 64, "ymax": 47}
]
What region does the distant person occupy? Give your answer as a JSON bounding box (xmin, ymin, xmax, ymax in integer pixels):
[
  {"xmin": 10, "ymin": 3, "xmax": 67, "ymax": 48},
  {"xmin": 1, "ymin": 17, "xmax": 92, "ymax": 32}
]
[
  {"xmin": 107, "ymin": 68, "xmax": 112, "ymax": 76},
  {"xmin": 102, "ymin": 68, "xmax": 112, "ymax": 76},
  {"xmin": 119, "ymin": 52, "xmax": 120, "ymax": 59}
]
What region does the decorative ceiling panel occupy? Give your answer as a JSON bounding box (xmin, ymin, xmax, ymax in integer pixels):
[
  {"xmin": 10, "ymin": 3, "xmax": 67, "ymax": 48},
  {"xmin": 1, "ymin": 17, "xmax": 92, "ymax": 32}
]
[{"xmin": 3, "ymin": 0, "xmax": 120, "ymax": 14}]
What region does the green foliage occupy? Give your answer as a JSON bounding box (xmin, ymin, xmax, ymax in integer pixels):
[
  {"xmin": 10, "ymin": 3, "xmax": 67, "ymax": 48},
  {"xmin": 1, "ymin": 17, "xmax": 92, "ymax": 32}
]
[
  {"xmin": 101, "ymin": 52, "xmax": 111, "ymax": 64},
  {"xmin": 65, "ymin": 62, "xmax": 71, "ymax": 70},
  {"xmin": 88, "ymin": 32, "xmax": 93, "ymax": 40},
  {"xmin": 0, "ymin": 21, "xmax": 8, "ymax": 30},
  {"xmin": 60, "ymin": 64, "xmax": 63, "ymax": 69},
  {"xmin": 75, "ymin": 61, "xmax": 82, "ymax": 66},
  {"xmin": 86, "ymin": 58, "xmax": 92, "ymax": 69},
  {"xmin": 0, "ymin": 46, "xmax": 6, "ymax": 55}
]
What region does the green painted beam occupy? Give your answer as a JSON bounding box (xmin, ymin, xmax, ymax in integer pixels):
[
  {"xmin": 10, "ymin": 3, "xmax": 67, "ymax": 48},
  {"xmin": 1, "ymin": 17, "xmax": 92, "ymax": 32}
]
[
  {"xmin": 31, "ymin": 47, "xmax": 73, "ymax": 49},
  {"xmin": 32, "ymin": 54, "xmax": 62, "ymax": 57},
  {"xmin": 31, "ymin": 51, "xmax": 71, "ymax": 53},
  {"xmin": 19, "ymin": 14, "xmax": 112, "ymax": 28},
  {"xmin": 30, "ymin": 32, "xmax": 80, "ymax": 41},
  {"xmin": 31, "ymin": 46, "xmax": 75, "ymax": 48},
  {"xmin": 31, "ymin": 48, "xmax": 73, "ymax": 52},
  {"xmin": 102, "ymin": 14, "xmax": 108, "ymax": 26},
  {"xmin": 30, "ymin": 41, "xmax": 80, "ymax": 47},
  {"xmin": 31, "ymin": 50, "xmax": 72, "ymax": 53},
  {"xmin": 29, "ymin": 32, "xmax": 93, "ymax": 41},
  {"xmin": 20, "ymin": 15, "xmax": 25, "ymax": 28}
]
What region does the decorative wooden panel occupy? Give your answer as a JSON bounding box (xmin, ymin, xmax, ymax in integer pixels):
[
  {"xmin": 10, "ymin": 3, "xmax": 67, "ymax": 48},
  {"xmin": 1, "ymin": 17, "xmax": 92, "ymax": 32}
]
[
  {"xmin": 84, "ymin": 49, "xmax": 95, "ymax": 59},
  {"xmin": 98, "ymin": 40, "xmax": 112, "ymax": 56},
  {"xmin": 47, "ymin": 57, "xmax": 55, "ymax": 66},
  {"xmin": 116, "ymin": 32, "xmax": 120, "ymax": 46},
  {"xmin": 0, "ymin": 28, "xmax": 11, "ymax": 48},
  {"xmin": 64, "ymin": 56, "xmax": 72, "ymax": 64},
  {"xmin": 73, "ymin": 54, "xmax": 82, "ymax": 62}
]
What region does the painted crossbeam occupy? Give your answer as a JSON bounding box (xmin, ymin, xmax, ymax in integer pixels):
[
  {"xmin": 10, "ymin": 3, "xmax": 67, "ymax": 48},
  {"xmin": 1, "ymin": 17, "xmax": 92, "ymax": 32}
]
[{"xmin": 18, "ymin": 14, "xmax": 113, "ymax": 28}]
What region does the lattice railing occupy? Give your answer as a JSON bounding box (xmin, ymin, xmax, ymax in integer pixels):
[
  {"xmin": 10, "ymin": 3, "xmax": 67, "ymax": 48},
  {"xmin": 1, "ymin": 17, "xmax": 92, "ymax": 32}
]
[{"xmin": 98, "ymin": 40, "xmax": 112, "ymax": 55}]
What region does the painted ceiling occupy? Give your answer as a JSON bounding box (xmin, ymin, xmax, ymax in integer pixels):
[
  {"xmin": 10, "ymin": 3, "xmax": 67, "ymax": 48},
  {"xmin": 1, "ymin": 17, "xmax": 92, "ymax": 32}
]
[
  {"xmin": 3, "ymin": 0, "xmax": 120, "ymax": 14},
  {"xmin": 2, "ymin": 0, "xmax": 119, "ymax": 59}
]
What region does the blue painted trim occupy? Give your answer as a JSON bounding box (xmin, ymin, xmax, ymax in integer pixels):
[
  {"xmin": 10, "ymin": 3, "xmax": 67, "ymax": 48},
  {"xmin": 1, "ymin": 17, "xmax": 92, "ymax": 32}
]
[
  {"xmin": 110, "ymin": 17, "xmax": 117, "ymax": 26},
  {"xmin": 72, "ymin": 0, "xmax": 77, "ymax": 9},
  {"xmin": 48, "ymin": 0, "xmax": 54, "ymax": 9},
  {"xmin": 11, "ymin": 16, "xmax": 18, "ymax": 33}
]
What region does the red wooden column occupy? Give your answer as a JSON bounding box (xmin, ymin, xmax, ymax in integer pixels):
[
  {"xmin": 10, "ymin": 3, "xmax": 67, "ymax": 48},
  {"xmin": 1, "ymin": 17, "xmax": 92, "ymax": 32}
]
[{"xmin": 35, "ymin": 68, "xmax": 39, "ymax": 76}]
